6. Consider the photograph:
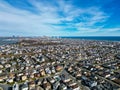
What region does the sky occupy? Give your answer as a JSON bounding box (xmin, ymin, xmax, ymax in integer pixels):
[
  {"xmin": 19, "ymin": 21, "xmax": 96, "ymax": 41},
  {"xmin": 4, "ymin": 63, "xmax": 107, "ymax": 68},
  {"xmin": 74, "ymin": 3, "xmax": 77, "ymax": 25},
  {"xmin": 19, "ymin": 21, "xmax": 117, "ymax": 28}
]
[{"xmin": 0, "ymin": 0, "xmax": 120, "ymax": 36}]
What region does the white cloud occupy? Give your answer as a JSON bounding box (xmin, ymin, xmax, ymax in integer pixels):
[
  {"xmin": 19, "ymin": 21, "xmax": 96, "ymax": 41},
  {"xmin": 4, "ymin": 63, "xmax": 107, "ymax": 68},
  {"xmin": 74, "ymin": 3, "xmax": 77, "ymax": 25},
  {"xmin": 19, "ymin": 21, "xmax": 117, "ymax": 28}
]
[
  {"xmin": 0, "ymin": 0, "xmax": 116, "ymax": 36},
  {"xmin": 101, "ymin": 28, "xmax": 120, "ymax": 32}
]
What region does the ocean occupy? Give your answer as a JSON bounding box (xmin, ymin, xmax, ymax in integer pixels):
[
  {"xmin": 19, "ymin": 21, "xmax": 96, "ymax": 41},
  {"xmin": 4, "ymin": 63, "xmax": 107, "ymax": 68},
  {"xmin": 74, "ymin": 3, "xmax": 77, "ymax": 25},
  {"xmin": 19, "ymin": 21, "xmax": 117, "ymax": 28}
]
[
  {"xmin": 0, "ymin": 37, "xmax": 18, "ymax": 45},
  {"xmin": 61, "ymin": 36, "xmax": 120, "ymax": 42}
]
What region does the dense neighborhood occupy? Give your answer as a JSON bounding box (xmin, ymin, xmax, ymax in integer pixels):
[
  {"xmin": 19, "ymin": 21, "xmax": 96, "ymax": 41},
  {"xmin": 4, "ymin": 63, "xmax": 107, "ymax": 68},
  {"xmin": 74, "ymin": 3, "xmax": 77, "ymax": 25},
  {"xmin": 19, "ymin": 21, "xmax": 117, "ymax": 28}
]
[{"xmin": 0, "ymin": 37, "xmax": 120, "ymax": 90}]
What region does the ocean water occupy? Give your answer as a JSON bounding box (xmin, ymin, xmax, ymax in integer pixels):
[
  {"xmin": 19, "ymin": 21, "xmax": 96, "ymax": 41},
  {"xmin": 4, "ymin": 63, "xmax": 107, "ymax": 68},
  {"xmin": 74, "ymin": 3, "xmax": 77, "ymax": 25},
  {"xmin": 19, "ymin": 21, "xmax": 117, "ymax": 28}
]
[
  {"xmin": 0, "ymin": 37, "xmax": 18, "ymax": 45},
  {"xmin": 61, "ymin": 36, "xmax": 120, "ymax": 41}
]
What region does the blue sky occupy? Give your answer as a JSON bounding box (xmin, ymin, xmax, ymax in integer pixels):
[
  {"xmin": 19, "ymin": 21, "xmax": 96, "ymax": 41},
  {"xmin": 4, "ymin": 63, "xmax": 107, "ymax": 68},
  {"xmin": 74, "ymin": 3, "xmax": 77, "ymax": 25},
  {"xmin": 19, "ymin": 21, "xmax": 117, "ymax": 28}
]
[{"xmin": 0, "ymin": 0, "xmax": 120, "ymax": 36}]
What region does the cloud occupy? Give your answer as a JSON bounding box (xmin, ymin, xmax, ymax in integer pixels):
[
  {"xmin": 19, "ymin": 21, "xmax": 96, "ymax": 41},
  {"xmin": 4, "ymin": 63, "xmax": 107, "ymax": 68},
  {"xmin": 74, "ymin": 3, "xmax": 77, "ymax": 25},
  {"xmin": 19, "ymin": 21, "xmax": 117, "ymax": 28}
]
[
  {"xmin": 101, "ymin": 28, "xmax": 120, "ymax": 32},
  {"xmin": 0, "ymin": 0, "xmax": 118, "ymax": 36}
]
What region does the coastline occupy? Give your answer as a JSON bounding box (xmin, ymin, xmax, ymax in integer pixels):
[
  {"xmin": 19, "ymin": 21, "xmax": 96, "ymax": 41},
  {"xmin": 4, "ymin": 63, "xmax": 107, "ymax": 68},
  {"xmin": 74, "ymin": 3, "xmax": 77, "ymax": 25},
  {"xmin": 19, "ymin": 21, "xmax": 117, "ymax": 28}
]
[
  {"xmin": 60, "ymin": 36, "xmax": 120, "ymax": 42},
  {"xmin": 0, "ymin": 36, "xmax": 120, "ymax": 46}
]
